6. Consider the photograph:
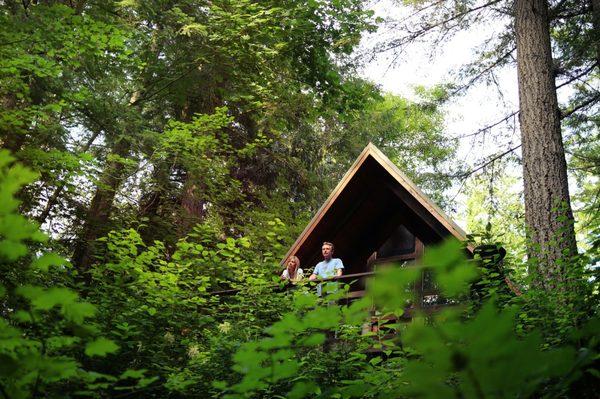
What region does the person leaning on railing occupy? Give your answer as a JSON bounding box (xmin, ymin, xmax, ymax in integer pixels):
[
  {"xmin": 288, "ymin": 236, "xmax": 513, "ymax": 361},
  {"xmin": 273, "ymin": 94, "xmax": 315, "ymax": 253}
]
[
  {"xmin": 309, "ymin": 241, "xmax": 344, "ymax": 280},
  {"xmin": 309, "ymin": 242, "xmax": 343, "ymax": 296},
  {"xmin": 281, "ymin": 255, "xmax": 304, "ymax": 282}
]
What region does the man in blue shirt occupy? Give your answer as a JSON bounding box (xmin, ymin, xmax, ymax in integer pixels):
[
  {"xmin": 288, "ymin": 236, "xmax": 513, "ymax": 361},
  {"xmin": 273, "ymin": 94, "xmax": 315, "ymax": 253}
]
[{"xmin": 309, "ymin": 241, "xmax": 344, "ymax": 281}]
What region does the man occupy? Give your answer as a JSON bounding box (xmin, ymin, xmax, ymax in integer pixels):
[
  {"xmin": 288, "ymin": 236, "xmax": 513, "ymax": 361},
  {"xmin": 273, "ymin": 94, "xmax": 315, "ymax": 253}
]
[{"xmin": 309, "ymin": 242, "xmax": 344, "ymax": 281}]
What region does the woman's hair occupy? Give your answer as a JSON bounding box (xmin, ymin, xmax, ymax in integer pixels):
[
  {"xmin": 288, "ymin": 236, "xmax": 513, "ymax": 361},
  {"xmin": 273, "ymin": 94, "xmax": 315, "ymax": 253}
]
[{"xmin": 287, "ymin": 255, "xmax": 300, "ymax": 268}]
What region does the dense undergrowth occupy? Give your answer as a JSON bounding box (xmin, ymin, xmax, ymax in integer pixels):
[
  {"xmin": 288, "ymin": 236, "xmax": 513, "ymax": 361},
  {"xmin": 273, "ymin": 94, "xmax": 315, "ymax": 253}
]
[{"xmin": 1, "ymin": 152, "xmax": 599, "ymax": 398}]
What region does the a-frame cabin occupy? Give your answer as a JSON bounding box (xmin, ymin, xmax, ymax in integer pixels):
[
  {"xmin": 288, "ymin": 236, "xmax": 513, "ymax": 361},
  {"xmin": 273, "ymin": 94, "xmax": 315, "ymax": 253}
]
[{"xmin": 282, "ymin": 143, "xmax": 472, "ymax": 301}]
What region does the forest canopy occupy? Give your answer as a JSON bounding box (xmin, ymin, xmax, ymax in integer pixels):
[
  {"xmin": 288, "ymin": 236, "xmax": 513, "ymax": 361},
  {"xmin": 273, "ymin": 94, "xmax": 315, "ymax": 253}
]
[{"xmin": 0, "ymin": 0, "xmax": 598, "ymax": 398}]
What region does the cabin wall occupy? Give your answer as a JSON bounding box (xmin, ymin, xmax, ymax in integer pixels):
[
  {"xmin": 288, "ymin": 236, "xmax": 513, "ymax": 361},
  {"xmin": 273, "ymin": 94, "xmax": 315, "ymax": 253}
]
[{"xmin": 336, "ymin": 224, "xmax": 426, "ymax": 295}]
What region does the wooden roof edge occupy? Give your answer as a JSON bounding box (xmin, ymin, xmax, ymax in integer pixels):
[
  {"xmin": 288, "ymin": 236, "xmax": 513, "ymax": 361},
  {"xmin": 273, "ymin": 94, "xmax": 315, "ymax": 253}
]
[
  {"xmin": 280, "ymin": 143, "xmax": 474, "ymax": 265},
  {"xmin": 365, "ymin": 144, "xmax": 474, "ymax": 252},
  {"xmin": 280, "ymin": 144, "xmax": 374, "ymax": 265}
]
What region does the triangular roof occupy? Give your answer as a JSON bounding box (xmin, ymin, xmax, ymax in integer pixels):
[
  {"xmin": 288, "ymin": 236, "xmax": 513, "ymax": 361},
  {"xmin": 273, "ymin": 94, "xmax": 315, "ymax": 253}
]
[{"xmin": 282, "ymin": 143, "xmax": 471, "ymax": 272}]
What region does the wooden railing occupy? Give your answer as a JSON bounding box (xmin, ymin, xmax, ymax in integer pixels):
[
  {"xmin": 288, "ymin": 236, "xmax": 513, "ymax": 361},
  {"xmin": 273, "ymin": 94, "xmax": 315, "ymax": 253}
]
[{"xmin": 208, "ymin": 271, "xmax": 377, "ymax": 297}]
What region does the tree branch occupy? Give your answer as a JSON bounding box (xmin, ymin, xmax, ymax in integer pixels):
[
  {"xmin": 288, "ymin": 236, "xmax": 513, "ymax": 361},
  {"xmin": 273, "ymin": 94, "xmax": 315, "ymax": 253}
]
[
  {"xmin": 454, "ymin": 144, "xmax": 521, "ymax": 179},
  {"xmin": 383, "ymin": 0, "xmax": 502, "ymax": 52},
  {"xmin": 455, "ymin": 111, "xmax": 518, "ymax": 139},
  {"xmin": 549, "ymin": 0, "xmax": 589, "ymax": 20},
  {"xmin": 393, "ymin": 0, "xmax": 446, "ymax": 26},
  {"xmin": 451, "ymin": 46, "xmax": 516, "ymax": 96},
  {"xmin": 556, "ymin": 62, "xmax": 598, "ymax": 89},
  {"xmin": 129, "ymin": 64, "xmax": 198, "ymax": 107},
  {"xmin": 560, "ymin": 91, "xmax": 600, "ymax": 119},
  {"xmin": 35, "ymin": 107, "xmax": 106, "ymax": 224}
]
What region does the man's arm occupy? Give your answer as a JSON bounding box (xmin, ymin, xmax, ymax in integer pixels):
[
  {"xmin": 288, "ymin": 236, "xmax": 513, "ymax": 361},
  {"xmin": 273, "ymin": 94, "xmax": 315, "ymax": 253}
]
[
  {"xmin": 309, "ymin": 264, "xmax": 320, "ymax": 280},
  {"xmin": 335, "ymin": 259, "xmax": 344, "ymax": 277}
]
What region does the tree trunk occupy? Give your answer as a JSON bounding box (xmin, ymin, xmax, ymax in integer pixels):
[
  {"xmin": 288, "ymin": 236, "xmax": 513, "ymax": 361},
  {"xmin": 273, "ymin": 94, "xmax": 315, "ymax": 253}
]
[
  {"xmin": 178, "ymin": 170, "xmax": 208, "ymax": 236},
  {"xmin": 138, "ymin": 161, "xmax": 173, "ymax": 244},
  {"xmin": 0, "ymin": 93, "xmax": 21, "ymax": 153},
  {"xmin": 174, "ymin": 97, "xmax": 219, "ymax": 236},
  {"xmin": 72, "ymin": 136, "xmax": 131, "ymax": 275},
  {"xmin": 515, "ymin": 0, "xmax": 578, "ymax": 289}
]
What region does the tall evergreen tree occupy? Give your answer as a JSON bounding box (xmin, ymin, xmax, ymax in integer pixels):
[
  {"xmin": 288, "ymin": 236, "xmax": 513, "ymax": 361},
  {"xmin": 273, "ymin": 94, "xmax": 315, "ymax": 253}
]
[
  {"xmin": 377, "ymin": 0, "xmax": 599, "ymax": 288},
  {"xmin": 515, "ymin": 0, "xmax": 577, "ymax": 286}
]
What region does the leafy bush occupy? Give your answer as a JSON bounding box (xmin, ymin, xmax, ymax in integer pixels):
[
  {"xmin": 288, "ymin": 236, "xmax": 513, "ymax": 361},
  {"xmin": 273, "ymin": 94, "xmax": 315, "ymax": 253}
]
[
  {"xmin": 0, "ymin": 151, "xmax": 152, "ymax": 398},
  {"xmin": 221, "ymin": 240, "xmax": 599, "ymax": 398}
]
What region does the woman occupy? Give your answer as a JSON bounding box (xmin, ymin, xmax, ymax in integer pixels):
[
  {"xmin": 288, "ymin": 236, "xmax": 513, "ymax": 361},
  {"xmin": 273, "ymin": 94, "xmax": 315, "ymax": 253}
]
[{"xmin": 281, "ymin": 255, "xmax": 304, "ymax": 282}]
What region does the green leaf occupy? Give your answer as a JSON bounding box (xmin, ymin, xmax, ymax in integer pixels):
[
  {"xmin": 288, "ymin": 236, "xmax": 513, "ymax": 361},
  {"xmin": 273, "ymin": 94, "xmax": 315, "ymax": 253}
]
[
  {"xmin": 136, "ymin": 376, "xmax": 159, "ymax": 388},
  {"xmin": 62, "ymin": 301, "xmax": 96, "ymax": 324},
  {"xmin": 32, "ymin": 253, "xmax": 69, "ymax": 272},
  {"xmin": 121, "ymin": 369, "xmax": 147, "ymax": 379},
  {"xmin": 422, "ymin": 238, "xmax": 478, "ymax": 297},
  {"xmin": 47, "ymin": 336, "xmax": 81, "ymax": 351},
  {"xmin": 13, "ymin": 310, "xmax": 32, "ymax": 322},
  {"xmin": 30, "ymin": 287, "xmax": 78, "ymax": 311},
  {"xmin": 300, "ymin": 333, "xmax": 325, "ymax": 347},
  {"xmin": 85, "ymin": 338, "xmax": 119, "ymax": 357},
  {"xmin": 287, "ymin": 381, "xmax": 320, "ymax": 399},
  {"xmin": 0, "ymin": 240, "xmax": 28, "ymax": 261},
  {"xmin": 180, "ymin": 23, "xmax": 208, "ymax": 36}
]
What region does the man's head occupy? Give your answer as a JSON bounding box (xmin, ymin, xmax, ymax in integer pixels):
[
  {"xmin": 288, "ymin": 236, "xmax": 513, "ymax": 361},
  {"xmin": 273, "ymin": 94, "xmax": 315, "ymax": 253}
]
[{"xmin": 321, "ymin": 242, "xmax": 334, "ymax": 260}]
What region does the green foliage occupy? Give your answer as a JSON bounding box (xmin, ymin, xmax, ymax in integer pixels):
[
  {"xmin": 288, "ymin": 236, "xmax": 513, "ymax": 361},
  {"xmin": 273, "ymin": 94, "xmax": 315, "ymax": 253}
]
[
  {"xmin": 0, "ymin": 3, "xmax": 132, "ymax": 217},
  {"xmin": 75, "ymin": 217, "xmax": 295, "ymax": 396},
  {"xmin": 221, "ymin": 284, "xmax": 367, "ymax": 398},
  {"xmin": 341, "ymin": 90, "xmax": 458, "ymax": 207},
  {"xmin": 222, "ymin": 238, "xmax": 597, "ymax": 398},
  {"xmin": 1, "ymin": 1, "xmax": 597, "ymax": 398},
  {"xmin": 463, "ymin": 165, "xmax": 526, "ymax": 265},
  {"xmin": 85, "ymin": 338, "xmax": 119, "ymax": 357},
  {"xmin": 0, "ymin": 0, "xmax": 457, "ymax": 259},
  {"xmin": 0, "ymin": 152, "xmax": 44, "ymax": 260},
  {"xmin": 462, "ymin": 160, "xmax": 599, "ymax": 346},
  {"xmin": 397, "ymin": 303, "xmax": 576, "ymax": 398},
  {"xmin": 565, "ymin": 114, "xmax": 600, "ymax": 253},
  {"xmin": 0, "ymin": 151, "xmax": 152, "ymax": 398}
]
